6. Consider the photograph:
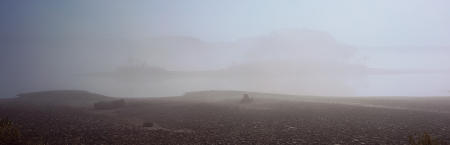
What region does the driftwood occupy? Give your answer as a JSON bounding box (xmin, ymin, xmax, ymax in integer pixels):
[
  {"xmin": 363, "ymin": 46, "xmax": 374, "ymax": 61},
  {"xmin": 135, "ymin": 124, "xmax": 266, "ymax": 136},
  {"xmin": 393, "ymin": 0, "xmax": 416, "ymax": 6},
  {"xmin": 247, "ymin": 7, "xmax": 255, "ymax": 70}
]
[
  {"xmin": 142, "ymin": 122, "xmax": 154, "ymax": 127},
  {"xmin": 94, "ymin": 99, "xmax": 125, "ymax": 110}
]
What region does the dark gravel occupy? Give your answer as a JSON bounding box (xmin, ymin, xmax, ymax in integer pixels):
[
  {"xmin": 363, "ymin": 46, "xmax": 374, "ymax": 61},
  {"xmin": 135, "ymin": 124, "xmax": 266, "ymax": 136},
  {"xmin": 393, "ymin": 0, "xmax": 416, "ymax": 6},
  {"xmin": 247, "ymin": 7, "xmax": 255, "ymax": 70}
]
[{"xmin": 1, "ymin": 98, "xmax": 450, "ymax": 145}]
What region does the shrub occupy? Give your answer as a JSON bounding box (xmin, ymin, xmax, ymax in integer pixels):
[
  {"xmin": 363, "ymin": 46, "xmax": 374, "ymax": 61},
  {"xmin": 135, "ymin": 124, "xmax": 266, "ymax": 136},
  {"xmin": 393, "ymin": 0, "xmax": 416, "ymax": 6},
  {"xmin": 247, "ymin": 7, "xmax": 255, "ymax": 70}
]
[
  {"xmin": 408, "ymin": 132, "xmax": 447, "ymax": 145},
  {"xmin": 0, "ymin": 117, "xmax": 23, "ymax": 145}
]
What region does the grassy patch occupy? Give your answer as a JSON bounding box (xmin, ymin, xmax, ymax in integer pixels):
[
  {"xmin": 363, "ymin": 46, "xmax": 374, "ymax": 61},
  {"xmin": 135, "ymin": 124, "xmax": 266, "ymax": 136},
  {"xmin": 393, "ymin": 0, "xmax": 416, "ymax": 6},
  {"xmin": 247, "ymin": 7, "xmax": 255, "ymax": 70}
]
[{"xmin": 409, "ymin": 132, "xmax": 447, "ymax": 145}]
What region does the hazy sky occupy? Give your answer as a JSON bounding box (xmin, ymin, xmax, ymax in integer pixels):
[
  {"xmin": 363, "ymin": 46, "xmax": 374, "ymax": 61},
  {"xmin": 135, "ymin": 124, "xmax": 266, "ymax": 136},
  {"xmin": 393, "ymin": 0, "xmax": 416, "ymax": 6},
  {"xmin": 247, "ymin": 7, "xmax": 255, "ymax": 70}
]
[
  {"xmin": 1, "ymin": 0, "xmax": 450, "ymax": 97},
  {"xmin": 2, "ymin": 0, "xmax": 450, "ymax": 45}
]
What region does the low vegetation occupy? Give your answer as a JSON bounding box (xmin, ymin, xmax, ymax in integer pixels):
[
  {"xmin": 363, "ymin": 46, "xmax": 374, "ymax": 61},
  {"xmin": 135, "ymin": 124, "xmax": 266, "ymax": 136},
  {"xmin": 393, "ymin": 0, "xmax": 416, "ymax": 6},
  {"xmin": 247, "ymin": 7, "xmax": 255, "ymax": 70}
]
[
  {"xmin": 409, "ymin": 133, "xmax": 447, "ymax": 145},
  {"xmin": 0, "ymin": 118, "xmax": 22, "ymax": 145}
]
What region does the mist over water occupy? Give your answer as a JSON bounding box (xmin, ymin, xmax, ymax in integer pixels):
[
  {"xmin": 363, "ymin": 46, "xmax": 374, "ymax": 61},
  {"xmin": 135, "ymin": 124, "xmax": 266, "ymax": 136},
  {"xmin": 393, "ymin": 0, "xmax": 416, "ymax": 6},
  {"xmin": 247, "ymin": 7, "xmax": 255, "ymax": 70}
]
[
  {"xmin": 1, "ymin": 0, "xmax": 450, "ymax": 97},
  {"xmin": 1, "ymin": 29, "xmax": 368, "ymax": 97}
]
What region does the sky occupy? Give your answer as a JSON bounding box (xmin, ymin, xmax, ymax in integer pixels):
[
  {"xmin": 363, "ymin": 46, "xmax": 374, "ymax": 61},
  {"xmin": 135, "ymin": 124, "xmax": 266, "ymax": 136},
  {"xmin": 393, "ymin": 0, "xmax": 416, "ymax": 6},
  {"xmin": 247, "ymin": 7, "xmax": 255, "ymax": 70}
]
[{"xmin": 1, "ymin": 0, "xmax": 450, "ymax": 97}]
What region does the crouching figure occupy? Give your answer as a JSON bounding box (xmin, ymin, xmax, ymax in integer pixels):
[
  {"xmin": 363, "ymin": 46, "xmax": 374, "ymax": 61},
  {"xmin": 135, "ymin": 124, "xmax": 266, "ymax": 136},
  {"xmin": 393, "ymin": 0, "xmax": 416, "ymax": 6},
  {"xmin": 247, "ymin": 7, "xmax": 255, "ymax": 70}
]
[{"xmin": 240, "ymin": 94, "xmax": 253, "ymax": 104}]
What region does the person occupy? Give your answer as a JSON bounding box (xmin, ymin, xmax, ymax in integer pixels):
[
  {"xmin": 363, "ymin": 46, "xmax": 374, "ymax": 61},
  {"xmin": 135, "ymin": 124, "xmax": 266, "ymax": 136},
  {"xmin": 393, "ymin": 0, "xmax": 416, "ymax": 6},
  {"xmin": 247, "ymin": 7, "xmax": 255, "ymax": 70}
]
[{"xmin": 240, "ymin": 93, "xmax": 252, "ymax": 103}]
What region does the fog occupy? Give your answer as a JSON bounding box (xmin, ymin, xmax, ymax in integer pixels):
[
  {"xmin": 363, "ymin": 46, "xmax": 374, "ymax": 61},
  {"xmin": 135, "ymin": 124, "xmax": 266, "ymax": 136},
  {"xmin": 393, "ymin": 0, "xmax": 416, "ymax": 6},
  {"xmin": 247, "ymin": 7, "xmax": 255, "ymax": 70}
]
[{"xmin": 1, "ymin": 0, "xmax": 450, "ymax": 97}]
